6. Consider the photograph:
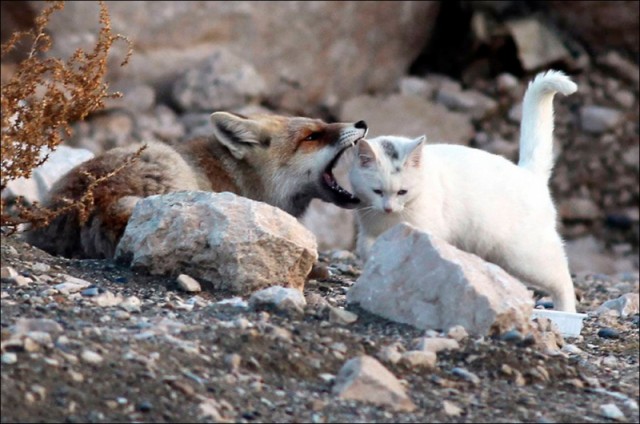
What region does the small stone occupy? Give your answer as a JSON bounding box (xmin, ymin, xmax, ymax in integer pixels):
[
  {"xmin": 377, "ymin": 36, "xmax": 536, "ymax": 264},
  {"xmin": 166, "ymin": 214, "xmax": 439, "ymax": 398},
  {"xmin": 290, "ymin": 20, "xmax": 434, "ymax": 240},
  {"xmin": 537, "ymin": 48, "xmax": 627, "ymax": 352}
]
[
  {"xmin": 597, "ymin": 293, "xmax": 639, "ymax": 318},
  {"xmin": 580, "ymin": 106, "xmax": 623, "ymax": 134},
  {"xmin": 81, "ymin": 287, "xmax": 101, "ymax": 297},
  {"xmin": 328, "ymin": 307, "xmax": 358, "ymax": 325},
  {"xmin": 31, "ymin": 263, "xmax": 50, "ymax": 274},
  {"xmin": 413, "ymin": 337, "xmax": 460, "ymax": 353},
  {"xmin": 54, "ymin": 276, "xmax": 91, "ymax": 294},
  {"xmin": 92, "ymin": 290, "xmax": 123, "ymax": 307},
  {"xmin": 601, "ymin": 355, "xmax": 618, "ymax": 368},
  {"xmin": 600, "ymin": 403, "xmax": 625, "ymax": 421},
  {"xmin": 137, "ymin": 401, "xmax": 153, "ymax": 413},
  {"xmin": 225, "ymin": 353, "xmax": 242, "ymax": 372},
  {"xmin": 249, "ymin": 286, "xmax": 306, "ymax": 316},
  {"xmin": 69, "ymin": 370, "xmax": 84, "ymax": 382},
  {"xmin": 176, "ymin": 274, "xmax": 202, "ymax": 293},
  {"xmin": 399, "ymin": 350, "xmax": 437, "ymax": 368},
  {"xmin": 451, "ymin": 367, "xmax": 480, "ymax": 385},
  {"xmin": 119, "ymin": 296, "xmax": 142, "ymax": 312},
  {"xmin": 80, "ymin": 350, "xmax": 104, "ymax": 365},
  {"xmin": 500, "ymin": 330, "xmax": 524, "ymax": 343},
  {"xmin": 113, "ymin": 310, "xmax": 131, "ymax": 320},
  {"xmin": 442, "ymin": 400, "xmax": 463, "ymax": 417},
  {"xmin": 377, "ymin": 343, "xmax": 403, "ymax": 365},
  {"xmin": 1, "ymin": 352, "xmax": 17, "ymax": 364},
  {"xmin": 447, "ymin": 325, "xmax": 468, "ymax": 342},
  {"xmin": 597, "ymin": 328, "xmax": 620, "ymax": 339},
  {"xmin": 535, "ymin": 300, "xmax": 555, "ymax": 310},
  {"xmin": 496, "ymin": 73, "xmax": 519, "ymax": 95},
  {"xmin": 1, "ymin": 266, "xmax": 18, "ymax": 280}
]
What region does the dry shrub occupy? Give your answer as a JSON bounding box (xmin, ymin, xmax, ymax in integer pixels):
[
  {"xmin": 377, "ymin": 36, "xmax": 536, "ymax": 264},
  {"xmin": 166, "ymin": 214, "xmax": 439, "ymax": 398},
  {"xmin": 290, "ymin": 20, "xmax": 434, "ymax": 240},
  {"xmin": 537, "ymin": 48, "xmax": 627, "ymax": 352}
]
[{"xmin": 1, "ymin": 0, "xmax": 138, "ymax": 233}]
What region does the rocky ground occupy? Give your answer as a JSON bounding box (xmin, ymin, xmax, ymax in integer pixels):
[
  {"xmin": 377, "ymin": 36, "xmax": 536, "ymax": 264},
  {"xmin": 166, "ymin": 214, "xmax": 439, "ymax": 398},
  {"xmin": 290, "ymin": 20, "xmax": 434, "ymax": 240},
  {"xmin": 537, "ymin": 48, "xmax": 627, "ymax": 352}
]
[{"xmin": 1, "ymin": 233, "xmax": 638, "ymax": 423}]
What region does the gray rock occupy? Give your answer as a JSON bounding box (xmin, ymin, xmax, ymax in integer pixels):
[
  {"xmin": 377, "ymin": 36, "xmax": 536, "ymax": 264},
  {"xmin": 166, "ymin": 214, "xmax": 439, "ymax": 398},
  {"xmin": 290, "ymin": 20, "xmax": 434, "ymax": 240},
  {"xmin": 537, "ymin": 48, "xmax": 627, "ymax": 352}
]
[
  {"xmin": 341, "ymin": 94, "xmax": 473, "ymax": 145},
  {"xmin": 451, "ymin": 367, "xmax": 481, "ymax": 385},
  {"xmin": 332, "ymin": 355, "xmax": 416, "ymax": 412},
  {"xmin": 505, "ymin": 18, "xmax": 572, "ymax": 71},
  {"xmin": 300, "ymin": 199, "xmax": 356, "ymax": 251},
  {"xmin": 580, "ymin": 106, "xmax": 623, "ymax": 134},
  {"xmin": 399, "ymin": 350, "xmax": 437, "ymax": 369},
  {"xmin": 54, "ymin": 275, "xmax": 92, "ymax": 295},
  {"xmin": 328, "ymin": 306, "xmax": 358, "ymax": 325},
  {"xmin": 80, "ymin": 350, "xmax": 104, "ymax": 365},
  {"xmin": 398, "ymin": 76, "xmax": 435, "ymax": 99},
  {"xmin": 600, "ymin": 403, "xmax": 626, "ymax": 421},
  {"xmin": 347, "ymin": 223, "xmax": 534, "ymax": 336},
  {"xmin": 597, "ymin": 52, "xmax": 639, "ymax": 85},
  {"xmin": 115, "ymin": 192, "xmax": 317, "ymax": 295},
  {"xmin": 35, "ymin": 2, "xmax": 440, "ymax": 115},
  {"xmin": 413, "ymin": 337, "xmax": 460, "ymax": 353},
  {"xmin": 176, "ymin": 274, "xmax": 202, "ymax": 293},
  {"xmin": 436, "ymin": 88, "xmax": 498, "ymax": 120},
  {"xmin": 597, "ymin": 293, "xmax": 639, "ymax": 318},
  {"xmin": 249, "ymin": 286, "xmax": 306, "ymax": 315},
  {"xmin": 172, "ymin": 48, "xmax": 266, "ymax": 112}
]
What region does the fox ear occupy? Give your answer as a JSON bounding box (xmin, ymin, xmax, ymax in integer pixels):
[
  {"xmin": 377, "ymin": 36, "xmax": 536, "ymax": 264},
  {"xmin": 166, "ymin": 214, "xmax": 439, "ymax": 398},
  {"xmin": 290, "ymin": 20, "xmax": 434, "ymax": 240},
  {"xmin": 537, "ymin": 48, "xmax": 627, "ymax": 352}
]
[
  {"xmin": 405, "ymin": 135, "xmax": 426, "ymax": 168},
  {"xmin": 358, "ymin": 139, "xmax": 378, "ymax": 168},
  {"xmin": 211, "ymin": 112, "xmax": 262, "ymax": 160}
]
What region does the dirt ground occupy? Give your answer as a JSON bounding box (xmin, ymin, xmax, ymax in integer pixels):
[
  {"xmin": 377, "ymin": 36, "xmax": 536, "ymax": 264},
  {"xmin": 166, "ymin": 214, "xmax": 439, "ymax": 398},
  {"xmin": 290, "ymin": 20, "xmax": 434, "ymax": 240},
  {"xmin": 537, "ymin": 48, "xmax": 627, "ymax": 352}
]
[{"xmin": 1, "ymin": 233, "xmax": 638, "ymax": 423}]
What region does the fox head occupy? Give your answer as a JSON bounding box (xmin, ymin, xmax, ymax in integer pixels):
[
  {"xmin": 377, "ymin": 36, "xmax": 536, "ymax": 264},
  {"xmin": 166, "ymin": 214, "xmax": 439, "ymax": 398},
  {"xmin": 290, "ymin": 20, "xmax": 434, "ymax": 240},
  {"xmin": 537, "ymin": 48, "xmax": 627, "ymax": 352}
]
[{"xmin": 211, "ymin": 111, "xmax": 368, "ymax": 216}]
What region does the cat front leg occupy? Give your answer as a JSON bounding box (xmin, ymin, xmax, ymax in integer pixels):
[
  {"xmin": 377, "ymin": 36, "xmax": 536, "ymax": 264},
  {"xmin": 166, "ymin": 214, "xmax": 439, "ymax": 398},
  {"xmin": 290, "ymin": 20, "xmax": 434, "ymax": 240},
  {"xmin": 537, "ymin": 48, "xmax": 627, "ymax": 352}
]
[{"xmin": 356, "ymin": 231, "xmax": 377, "ymax": 263}]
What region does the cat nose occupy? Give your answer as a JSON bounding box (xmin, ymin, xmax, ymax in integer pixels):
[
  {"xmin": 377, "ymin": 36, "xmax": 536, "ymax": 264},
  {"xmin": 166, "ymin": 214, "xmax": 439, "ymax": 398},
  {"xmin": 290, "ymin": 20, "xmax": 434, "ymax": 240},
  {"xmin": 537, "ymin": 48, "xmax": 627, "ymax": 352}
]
[{"xmin": 384, "ymin": 207, "xmax": 393, "ymax": 213}]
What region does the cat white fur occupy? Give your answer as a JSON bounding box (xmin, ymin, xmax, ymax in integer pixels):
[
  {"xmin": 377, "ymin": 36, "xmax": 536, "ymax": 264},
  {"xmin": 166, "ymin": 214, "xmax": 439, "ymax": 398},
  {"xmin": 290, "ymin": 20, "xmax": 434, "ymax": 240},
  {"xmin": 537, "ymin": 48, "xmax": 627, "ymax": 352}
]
[{"xmin": 349, "ymin": 70, "xmax": 578, "ymax": 312}]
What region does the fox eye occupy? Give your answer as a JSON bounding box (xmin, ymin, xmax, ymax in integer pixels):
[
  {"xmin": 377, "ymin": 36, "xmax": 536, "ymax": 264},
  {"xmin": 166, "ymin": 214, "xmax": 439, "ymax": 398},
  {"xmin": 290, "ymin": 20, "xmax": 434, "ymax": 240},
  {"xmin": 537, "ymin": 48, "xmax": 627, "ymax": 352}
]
[
  {"xmin": 373, "ymin": 189, "xmax": 383, "ymax": 196},
  {"xmin": 397, "ymin": 190, "xmax": 407, "ymax": 195},
  {"xmin": 304, "ymin": 132, "xmax": 322, "ymax": 141}
]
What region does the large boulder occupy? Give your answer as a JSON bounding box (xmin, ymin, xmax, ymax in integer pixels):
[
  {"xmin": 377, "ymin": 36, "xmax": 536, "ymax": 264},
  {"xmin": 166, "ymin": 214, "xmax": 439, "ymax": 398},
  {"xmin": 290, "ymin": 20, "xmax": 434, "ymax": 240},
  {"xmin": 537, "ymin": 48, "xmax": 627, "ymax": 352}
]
[
  {"xmin": 114, "ymin": 191, "xmax": 318, "ymax": 295},
  {"xmin": 347, "ymin": 223, "xmax": 534, "ymax": 336},
  {"xmin": 23, "ymin": 1, "xmax": 441, "ymax": 114}
]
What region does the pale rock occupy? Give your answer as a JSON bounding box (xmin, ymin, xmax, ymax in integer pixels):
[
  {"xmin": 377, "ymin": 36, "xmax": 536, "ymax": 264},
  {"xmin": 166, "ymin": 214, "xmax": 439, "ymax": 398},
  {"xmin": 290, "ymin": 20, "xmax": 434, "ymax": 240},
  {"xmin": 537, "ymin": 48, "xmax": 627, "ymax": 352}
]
[
  {"xmin": 442, "ymin": 400, "xmax": 463, "ymax": 417},
  {"xmin": 105, "ymin": 84, "xmax": 156, "ymax": 113},
  {"xmin": 377, "ymin": 343, "xmax": 404, "ymax": 365},
  {"xmin": 447, "ymin": 325, "xmax": 469, "ymax": 341},
  {"xmin": 328, "ymin": 306, "xmax": 358, "ymax": 325},
  {"xmin": 398, "ymin": 76, "xmax": 435, "ymax": 99},
  {"xmin": 508, "ymin": 103, "xmax": 522, "ymax": 123},
  {"xmin": 115, "ymin": 191, "xmax": 317, "ymax": 295},
  {"xmin": 580, "ymin": 106, "xmax": 623, "ymax": 134},
  {"xmin": 69, "ymin": 111, "xmax": 135, "ymax": 154},
  {"xmin": 559, "ymin": 197, "xmax": 602, "ymax": 221},
  {"xmin": 2, "ymin": 145, "xmax": 94, "ymax": 203},
  {"xmin": 1, "ymin": 266, "xmax": 18, "ymax": 280},
  {"xmin": 413, "ymin": 337, "xmax": 460, "ymax": 353},
  {"xmin": 172, "ymin": 48, "xmax": 266, "ymax": 112},
  {"xmin": 92, "ymin": 291, "xmax": 124, "ymax": 307},
  {"xmin": 505, "ymin": 18, "xmax": 572, "ymax": 71},
  {"xmin": 300, "ymin": 199, "xmax": 356, "ymax": 251},
  {"xmin": 347, "ymin": 223, "xmax": 534, "ymax": 336},
  {"xmin": 1, "ymin": 352, "xmax": 17, "ymax": 365},
  {"xmin": 496, "ymin": 73, "xmax": 520, "ymax": 96},
  {"xmin": 399, "ymin": 350, "xmax": 437, "ymax": 369},
  {"xmin": 597, "ymin": 293, "xmax": 639, "ymax": 318},
  {"xmin": 135, "ymin": 105, "xmax": 185, "ymax": 144},
  {"xmin": 597, "ymin": 52, "xmax": 640, "ymax": 85},
  {"xmin": 600, "ymin": 403, "xmax": 626, "ymax": 421},
  {"xmin": 80, "ymin": 350, "xmax": 104, "ymax": 365},
  {"xmin": 54, "ymin": 275, "xmax": 92, "ymax": 295},
  {"xmin": 332, "ymin": 355, "xmax": 416, "ymax": 412},
  {"xmin": 176, "ymin": 274, "xmax": 202, "ymax": 293},
  {"xmin": 249, "ymin": 286, "xmax": 306, "ymax": 315},
  {"xmin": 119, "ymin": 296, "xmax": 142, "ymax": 312},
  {"xmin": 341, "ymin": 94, "xmax": 473, "ymax": 145},
  {"xmin": 436, "ymin": 88, "xmax": 498, "ymax": 120},
  {"xmin": 451, "ymin": 367, "xmax": 481, "ymax": 385}
]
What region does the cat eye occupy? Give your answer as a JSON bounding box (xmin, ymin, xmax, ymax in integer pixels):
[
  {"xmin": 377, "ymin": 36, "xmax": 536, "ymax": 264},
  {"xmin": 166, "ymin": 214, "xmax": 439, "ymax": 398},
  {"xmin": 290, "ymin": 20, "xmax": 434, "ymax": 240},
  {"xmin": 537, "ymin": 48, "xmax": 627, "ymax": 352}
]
[
  {"xmin": 397, "ymin": 190, "xmax": 407, "ymax": 195},
  {"xmin": 304, "ymin": 132, "xmax": 322, "ymax": 141},
  {"xmin": 373, "ymin": 189, "xmax": 383, "ymax": 196}
]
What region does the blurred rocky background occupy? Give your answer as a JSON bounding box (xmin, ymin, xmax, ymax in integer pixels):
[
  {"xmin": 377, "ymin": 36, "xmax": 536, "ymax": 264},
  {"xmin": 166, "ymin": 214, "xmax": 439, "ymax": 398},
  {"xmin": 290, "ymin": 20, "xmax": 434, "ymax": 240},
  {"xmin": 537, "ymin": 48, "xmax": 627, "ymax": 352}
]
[{"xmin": 2, "ymin": 0, "xmax": 638, "ymax": 274}]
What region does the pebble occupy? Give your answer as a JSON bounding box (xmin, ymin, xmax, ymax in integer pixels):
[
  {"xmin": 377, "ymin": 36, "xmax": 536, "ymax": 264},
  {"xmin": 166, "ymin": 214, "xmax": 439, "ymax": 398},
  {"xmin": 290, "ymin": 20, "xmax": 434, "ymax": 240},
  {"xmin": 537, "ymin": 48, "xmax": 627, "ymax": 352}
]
[
  {"xmin": 451, "ymin": 367, "xmax": 480, "ymax": 385},
  {"xmin": 113, "ymin": 310, "xmax": 131, "ymax": 320},
  {"xmin": 535, "ymin": 300, "xmax": 555, "ymax": 310},
  {"xmin": 446, "ymin": 325, "xmax": 468, "ymax": 341},
  {"xmin": 80, "ymin": 350, "xmax": 104, "ymax": 365},
  {"xmin": 1, "ymin": 266, "xmax": 19, "ymax": 280},
  {"xmin": 597, "ymin": 328, "xmax": 620, "ymax": 339},
  {"xmin": 328, "ymin": 306, "xmax": 358, "ymax": 325},
  {"xmin": 442, "ymin": 400, "xmax": 463, "ymax": 417},
  {"xmin": 500, "ymin": 330, "xmax": 524, "ymax": 343},
  {"xmin": 580, "ymin": 106, "xmax": 622, "ymax": 134},
  {"xmin": 31, "ymin": 263, "xmax": 50, "ymax": 274},
  {"xmin": 399, "ymin": 350, "xmax": 437, "ymax": 368},
  {"xmin": 600, "ymin": 403, "xmax": 625, "ymax": 421},
  {"xmin": 176, "ymin": 274, "xmax": 202, "ymax": 293},
  {"xmin": 1, "ymin": 352, "xmax": 17, "ymax": 364},
  {"xmin": 81, "ymin": 287, "xmax": 101, "ymax": 297},
  {"xmin": 137, "ymin": 401, "xmax": 152, "ymax": 413},
  {"xmin": 119, "ymin": 296, "xmax": 142, "ymax": 312}
]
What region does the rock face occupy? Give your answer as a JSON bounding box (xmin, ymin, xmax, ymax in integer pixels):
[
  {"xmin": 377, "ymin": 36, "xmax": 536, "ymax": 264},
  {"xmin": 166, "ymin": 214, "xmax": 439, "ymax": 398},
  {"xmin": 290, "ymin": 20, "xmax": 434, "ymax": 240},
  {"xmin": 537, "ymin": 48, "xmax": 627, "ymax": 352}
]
[
  {"xmin": 347, "ymin": 223, "xmax": 534, "ymax": 336},
  {"xmin": 114, "ymin": 191, "xmax": 318, "ymax": 295},
  {"xmin": 28, "ymin": 1, "xmax": 440, "ymax": 114},
  {"xmin": 332, "ymin": 355, "xmax": 416, "ymax": 412},
  {"xmin": 340, "ymin": 94, "xmax": 473, "ymax": 145}
]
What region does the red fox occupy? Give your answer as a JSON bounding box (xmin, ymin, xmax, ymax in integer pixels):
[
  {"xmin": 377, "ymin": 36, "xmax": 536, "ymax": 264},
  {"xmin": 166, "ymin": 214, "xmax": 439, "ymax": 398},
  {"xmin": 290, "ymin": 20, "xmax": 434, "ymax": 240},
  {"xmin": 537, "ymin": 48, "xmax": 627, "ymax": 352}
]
[{"xmin": 27, "ymin": 112, "xmax": 368, "ymax": 258}]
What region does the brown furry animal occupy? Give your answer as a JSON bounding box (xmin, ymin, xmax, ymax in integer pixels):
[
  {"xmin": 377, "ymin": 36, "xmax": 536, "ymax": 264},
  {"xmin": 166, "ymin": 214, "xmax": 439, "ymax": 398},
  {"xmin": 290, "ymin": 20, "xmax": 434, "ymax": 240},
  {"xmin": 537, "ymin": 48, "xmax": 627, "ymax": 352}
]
[{"xmin": 27, "ymin": 112, "xmax": 368, "ymax": 258}]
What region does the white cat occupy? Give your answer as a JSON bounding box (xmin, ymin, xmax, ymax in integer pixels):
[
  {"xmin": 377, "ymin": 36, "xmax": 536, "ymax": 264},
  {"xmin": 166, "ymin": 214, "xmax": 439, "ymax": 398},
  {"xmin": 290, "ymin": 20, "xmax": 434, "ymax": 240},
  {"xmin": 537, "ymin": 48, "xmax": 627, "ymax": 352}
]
[{"xmin": 349, "ymin": 70, "xmax": 578, "ymax": 312}]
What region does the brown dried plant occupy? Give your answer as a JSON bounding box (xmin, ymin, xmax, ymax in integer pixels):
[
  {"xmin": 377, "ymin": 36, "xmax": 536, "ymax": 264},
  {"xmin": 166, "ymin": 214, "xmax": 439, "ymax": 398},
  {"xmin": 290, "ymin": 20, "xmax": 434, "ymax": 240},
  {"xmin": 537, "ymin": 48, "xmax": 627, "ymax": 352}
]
[{"xmin": 1, "ymin": 0, "xmax": 137, "ymax": 232}]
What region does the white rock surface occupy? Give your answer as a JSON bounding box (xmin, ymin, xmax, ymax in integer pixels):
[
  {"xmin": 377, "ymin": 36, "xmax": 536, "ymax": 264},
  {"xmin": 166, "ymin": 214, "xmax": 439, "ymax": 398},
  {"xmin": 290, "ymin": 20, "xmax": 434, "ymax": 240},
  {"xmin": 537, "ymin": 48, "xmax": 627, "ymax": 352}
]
[
  {"xmin": 2, "ymin": 145, "xmax": 94, "ymax": 203},
  {"xmin": 347, "ymin": 223, "xmax": 534, "ymax": 336},
  {"xmin": 115, "ymin": 191, "xmax": 318, "ymax": 295},
  {"xmin": 332, "ymin": 355, "xmax": 416, "ymax": 412}
]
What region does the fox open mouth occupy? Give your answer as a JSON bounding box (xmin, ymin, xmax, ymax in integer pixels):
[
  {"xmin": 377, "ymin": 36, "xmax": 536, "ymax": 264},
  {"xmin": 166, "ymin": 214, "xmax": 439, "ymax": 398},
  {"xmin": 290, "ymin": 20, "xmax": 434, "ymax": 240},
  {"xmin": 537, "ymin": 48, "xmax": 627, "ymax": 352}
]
[{"xmin": 321, "ymin": 146, "xmax": 360, "ymax": 207}]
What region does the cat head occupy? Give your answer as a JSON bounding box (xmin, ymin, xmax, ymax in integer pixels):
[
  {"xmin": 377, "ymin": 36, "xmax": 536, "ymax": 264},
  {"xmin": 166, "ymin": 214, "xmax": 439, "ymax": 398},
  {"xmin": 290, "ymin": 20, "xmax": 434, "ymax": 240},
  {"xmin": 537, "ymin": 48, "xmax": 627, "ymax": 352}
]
[{"xmin": 348, "ymin": 135, "xmax": 426, "ymax": 214}]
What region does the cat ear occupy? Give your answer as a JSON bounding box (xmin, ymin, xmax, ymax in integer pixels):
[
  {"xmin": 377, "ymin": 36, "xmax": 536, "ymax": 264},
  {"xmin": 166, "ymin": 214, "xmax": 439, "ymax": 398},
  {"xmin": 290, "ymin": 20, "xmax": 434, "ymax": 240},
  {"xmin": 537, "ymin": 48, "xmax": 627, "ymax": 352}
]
[
  {"xmin": 357, "ymin": 139, "xmax": 378, "ymax": 168},
  {"xmin": 405, "ymin": 135, "xmax": 426, "ymax": 168}
]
